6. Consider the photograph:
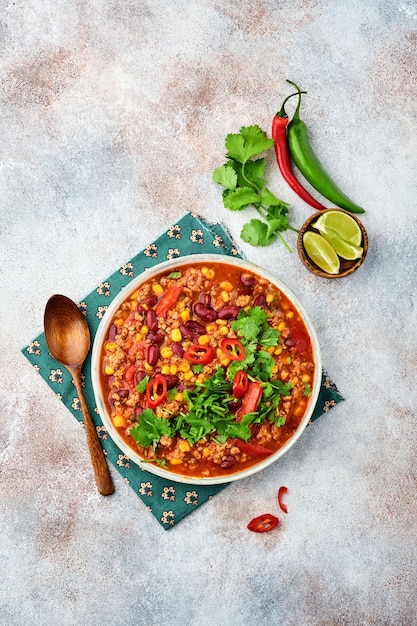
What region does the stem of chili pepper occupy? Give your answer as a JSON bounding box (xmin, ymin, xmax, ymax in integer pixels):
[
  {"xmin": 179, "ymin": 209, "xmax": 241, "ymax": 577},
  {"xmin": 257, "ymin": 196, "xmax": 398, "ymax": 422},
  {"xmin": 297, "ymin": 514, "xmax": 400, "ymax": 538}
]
[
  {"xmin": 286, "ymin": 80, "xmax": 365, "ymax": 214},
  {"xmin": 272, "ymin": 92, "xmax": 327, "ymax": 212}
]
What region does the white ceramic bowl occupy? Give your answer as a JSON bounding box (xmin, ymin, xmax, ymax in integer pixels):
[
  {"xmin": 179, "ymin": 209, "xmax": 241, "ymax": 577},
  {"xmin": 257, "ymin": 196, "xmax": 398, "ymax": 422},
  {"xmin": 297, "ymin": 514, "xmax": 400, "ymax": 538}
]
[{"xmin": 91, "ymin": 255, "xmax": 322, "ymax": 484}]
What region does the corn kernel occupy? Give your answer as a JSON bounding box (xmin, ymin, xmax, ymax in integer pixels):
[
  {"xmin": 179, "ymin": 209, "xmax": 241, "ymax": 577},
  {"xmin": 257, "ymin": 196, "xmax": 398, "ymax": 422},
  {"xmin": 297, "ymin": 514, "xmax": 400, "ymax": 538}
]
[
  {"xmin": 216, "ymin": 319, "xmax": 227, "ymax": 326},
  {"xmin": 171, "ymin": 328, "xmax": 182, "ymax": 342},
  {"xmin": 202, "ymin": 447, "xmax": 210, "ymax": 458},
  {"xmin": 175, "ymin": 392, "xmax": 184, "ymax": 402},
  {"xmin": 267, "ymin": 346, "xmax": 275, "ymax": 354},
  {"xmin": 105, "ymin": 365, "xmax": 114, "ymax": 375},
  {"xmin": 169, "ymin": 458, "xmax": 183, "ymax": 465},
  {"xmin": 278, "ymin": 321, "xmax": 286, "ymax": 332},
  {"xmin": 292, "ymin": 376, "xmax": 299, "ymax": 384},
  {"xmin": 144, "ymin": 362, "xmax": 154, "ymax": 372},
  {"xmin": 294, "ymin": 405, "xmax": 303, "ymax": 417},
  {"xmin": 206, "ymin": 325, "xmax": 216, "ymax": 333},
  {"xmin": 178, "ymin": 300, "xmax": 185, "ymax": 310},
  {"xmin": 152, "ymin": 283, "xmax": 164, "ymax": 295},
  {"xmin": 113, "ymin": 415, "xmax": 124, "ymax": 428},
  {"xmin": 141, "ymin": 303, "xmax": 149, "ymax": 311},
  {"xmin": 266, "ymin": 293, "xmax": 275, "ymax": 304},
  {"xmin": 220, "ymin": 356, "xmax": 231, "ymax": 367},
  {"xmin": 180, "ymin": 309, "xmax": 191, "ymax": 322},
  {"xmin": 221, "ymin": 290, "xmax": 230, "ymax": 303},
  {"xmin": 183, "ymin": 370, "xmax": 194, "ymax": 381},
  {"xmin": 201, "ymin": 266, "xmax": 209, "ymax": 277},
  {"xmin": 286, "ymin": 311, "xmax": 294, "ymax": 319},
  {"xmin": 272, "ymin": 365, "xmax": 279, "ymax": 374},
  {"xmin": 114, "ymin": 318, "xmax": 124, "ymax": 327},
  {"xmin": 205, "ymin": 268, "xmax": 215, "ymax": 279},
  {"xmin": 301, "ymin": 374, "xmax": 311, "ymax": 383},
  {"xmin": 220, "ymin": 281, "xmax": 233, "ymax": 292},
  {"xmin": 198, "ymin": 334, "xmax": 211, "ymax": 345},
  {"xmin": 161, "ymin": 365, "xmax": 171, "ymax": 375},
  {"xmin": 139, "ymin": 325, "xmax": 147, "ymax": 335},
  {"xmin": 281, "ymin": 369, "xmax": 289, "ymax": 380},
  {"xmin": 196, "ymin": 375, "xmax": 205, "ymax": 385},
  {"xmin": 275, "ymin": 346, "xmax": 282, "ymax": 355},
  {"xmin": 130, "ymin": 300, "xmax": 137, "ymax": 310},
  {"xmin": 219, "ymin": 326, "xmax": 229, "ymax": 336},
  {"xmin": 135, "ymin": 333, "xmax": 143, "ymax": 342},
  {"xmin": 216, "ymin": 347, "xmax": 224, "ymax": 358},
  {"xmin": 131, "ymin": 290, "xmax": 139, "ymax": 300},
  {"xmin": 170, "ymin": 364, "xmax": 178, "ymax": 375},
  {"xmin": 179, "ymin": 440, "xmax": 191, "ymax": 452},
  {"xmin": 179, "ymin": 361, "xmax": 191, "ymax": 373},
  {"xmin": 105, "ymin": 341, "xmax": 117, "ymax": 352},
  {"xmin": 160, "ymin": 347, "xmax": 173, "ymax": 359}
]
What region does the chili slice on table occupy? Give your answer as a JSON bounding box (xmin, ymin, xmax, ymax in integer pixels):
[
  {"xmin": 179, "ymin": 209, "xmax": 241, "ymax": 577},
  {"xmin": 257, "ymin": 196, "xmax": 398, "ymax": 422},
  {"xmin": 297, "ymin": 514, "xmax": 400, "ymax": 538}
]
[
  {"xmin": 236, "ymin": 381, "xmax": 263, "ymax": 421},
  {"xmin": 145, "ymin": 374, "xmax": 167, "ymax": 409},
  {"xmin": 220, "ymin": 337, "xmax": 245, "ymax": 361},
  {"xmin": 232, "ymin": 370, "xmax": 249, "ymax": 398},
  {"xmin": 247, "ymin": 513, "xmax": 279, "ymax": 533},
  {"xmin": 183, "ymin": 344, "xmax": 216, "ymax": 365},
  {"xmin": 234, "ymin": 439, "xmax": 272, "ymax": 458},
  {"xmin": 278, "ymin": 486, "xmax": 288, "ymax": 513},
  {"xmin": 155, "ymin": 285, "xmax": 182, "ymax": 318}
]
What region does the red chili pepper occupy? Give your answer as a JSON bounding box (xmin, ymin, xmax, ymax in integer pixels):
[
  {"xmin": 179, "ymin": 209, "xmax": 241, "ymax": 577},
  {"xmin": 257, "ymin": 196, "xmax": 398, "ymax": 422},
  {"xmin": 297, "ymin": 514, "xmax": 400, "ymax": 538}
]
[
  {"xmin": 234, "ymin": 439, "xmax": 272, "ymax": 458},
  {"xmin": 232, "ymin": 370, "xmax": 249, "ymax": 398},
  {"xmin": 247, "ymin": 513, "xmax": 279, "ymax": 533},
  {"xmin": 236, "ymin": 381, "xmax": 263, "ymax": 421},
  {"xmin": 155, "ymin": 285, "xmax": 182, "ymax": 318},
  {"xmin": 123, "ymin": 364, "xmax": 136, "ymax": 387},
  {"xmin": 221, "ymin": 338, "xmax": 245, "ymax": 361},
  {"xmin": 290, "ymin": 321, "xmax": 310, "ymax": 354},
  {"xmin": 183, "ymin": 344, "xmax": 215, "ymax": 365},
  {"xmin": 272, "ymin": 92, "xmax": 326, "ymax": 211},
  {"xmin": 278, "ymin": 486, "xmax": 288, "ymax": 513},
  {"xmin": 145, "ymin": 374, "xmax": 167, "ymax": 409}
]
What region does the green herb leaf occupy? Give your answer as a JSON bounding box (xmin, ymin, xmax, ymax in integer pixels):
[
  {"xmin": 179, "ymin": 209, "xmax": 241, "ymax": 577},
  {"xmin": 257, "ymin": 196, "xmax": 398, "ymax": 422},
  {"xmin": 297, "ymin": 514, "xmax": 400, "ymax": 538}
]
[
  {"xmin": 166, "ymin": 271, "xmax": 182, "ymax": 279},
  {"xmin": 223, "ymin": 187, "xmax": 260, "ymax": 211},
  {"xmin": 136, "ymin": 375, "xmax": 150, "ymax": 394},
  {"xmin": 212, "ymin": 164, "xmax": 238, "ymax": 190},
  {"xmin": 130, "ymin": 409, "xmax": 173, "ymax": 448}
]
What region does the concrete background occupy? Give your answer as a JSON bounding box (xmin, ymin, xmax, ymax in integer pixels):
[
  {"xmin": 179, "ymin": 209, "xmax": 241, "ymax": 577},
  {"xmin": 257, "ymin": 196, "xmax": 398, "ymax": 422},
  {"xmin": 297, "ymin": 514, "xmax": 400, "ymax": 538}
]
[{"xmin": 1, "ymin": 1, "xmax": 416, "ymax": 624}]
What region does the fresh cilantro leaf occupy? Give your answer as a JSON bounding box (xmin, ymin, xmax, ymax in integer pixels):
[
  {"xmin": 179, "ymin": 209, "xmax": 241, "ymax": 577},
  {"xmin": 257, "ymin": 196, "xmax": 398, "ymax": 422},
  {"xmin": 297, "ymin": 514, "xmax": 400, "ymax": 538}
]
[
  {"xmin": 241, "ymin": 219, "xmax": 275, "ymax": 246},
  {"xmin": 212, "ymin": 164, "xmax": 237, "ymax": 190},
  {"xmin": 270, "ymin": 414, "xmax": 286, "ymax": 427},
  {"xmin": 225, "ymin": 125, "xmax": 274, "ymax": 163},
  {"xmin": 303, "ymin": 383, "xmax": 312, "ymax": 397},
  {"xmin": 192, "ymin": 364, "xmax": 204, "ymax": 374},
  {"xmin": 252, "ymin": 350, "xmax": 275, "ymax": 382},
  {"xmin": 167, "ymin": 387, "xmax": 178, "ymax": 401},
  {"xmin": 260, "ymin": 188, "xmax": 287, "ymax": 207},
  {"xmin": 130, "ymin": 409, "xmax": 173, "ymax": 448},
  {"xmin": 259, "ymin": 325, "xmax": 280, "ymax": 347},
  {"xmin": 223, "ymin": 187, "xmax": 260, "ymax": 211},
  {"xmin": 166, "ymin": 271, "xmax": 182, "ymax": 279},
  {"xmin": 136, "ymin": 375, "xmax": 149, "ymax": 394}
]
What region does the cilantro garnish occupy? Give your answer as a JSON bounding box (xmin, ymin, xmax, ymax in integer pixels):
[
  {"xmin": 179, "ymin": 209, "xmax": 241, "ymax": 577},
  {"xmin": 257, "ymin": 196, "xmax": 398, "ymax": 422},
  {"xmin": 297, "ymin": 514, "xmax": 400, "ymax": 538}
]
[
  {"xmin": 303, "ymin": 383, "xmax": 312, "ymax": 397},
  {"xmin": 166, "ymin": 271, "xmax": 182, "ymax": 279},
  {"xmin": 136, "ymin": 375, "xmax": 150, "ymax": 394},
  {"xmin": 213, "ymin": 125, "xmax": 298, "ymax": 252},
  {"xmin": 130, "ymin": 409, "xmax": 174, "ymax": 449}
]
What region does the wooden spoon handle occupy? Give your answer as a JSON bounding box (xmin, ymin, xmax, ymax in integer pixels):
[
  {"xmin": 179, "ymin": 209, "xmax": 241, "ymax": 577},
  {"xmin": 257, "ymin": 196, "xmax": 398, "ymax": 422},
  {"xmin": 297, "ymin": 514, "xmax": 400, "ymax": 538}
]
[{"xmin": 73, "ymin": 375, "xmax": 115, "ymax": 496}]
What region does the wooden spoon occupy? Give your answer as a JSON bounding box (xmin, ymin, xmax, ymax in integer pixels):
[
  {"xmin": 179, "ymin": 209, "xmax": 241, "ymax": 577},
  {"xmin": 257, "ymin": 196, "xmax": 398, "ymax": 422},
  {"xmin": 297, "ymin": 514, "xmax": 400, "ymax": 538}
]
[{"xmin": 44, "ymin": 294, "xmax": 114, "ymax": 496}]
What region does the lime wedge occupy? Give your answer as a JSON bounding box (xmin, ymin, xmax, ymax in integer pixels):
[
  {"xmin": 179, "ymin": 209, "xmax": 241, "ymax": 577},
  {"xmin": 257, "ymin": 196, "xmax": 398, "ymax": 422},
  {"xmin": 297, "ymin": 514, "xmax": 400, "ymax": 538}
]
[
  {"xmin": 303, "ymin": 231, "xmax": 340, "ymax": 274},
  {"xmin": 320, "ymin": 231, "xmax": 363, "ymax": 260},
  {"xmin": 313, "ymin": 210, "xmax": 362, "ymax": 246}
]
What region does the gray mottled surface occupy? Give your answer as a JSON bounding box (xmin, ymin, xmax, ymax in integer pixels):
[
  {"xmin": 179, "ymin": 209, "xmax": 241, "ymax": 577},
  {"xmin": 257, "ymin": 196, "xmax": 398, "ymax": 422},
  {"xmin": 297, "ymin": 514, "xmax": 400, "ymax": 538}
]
[{"xmin": 1, "ymin": 1, "xmax": 416, "ymax": 625}]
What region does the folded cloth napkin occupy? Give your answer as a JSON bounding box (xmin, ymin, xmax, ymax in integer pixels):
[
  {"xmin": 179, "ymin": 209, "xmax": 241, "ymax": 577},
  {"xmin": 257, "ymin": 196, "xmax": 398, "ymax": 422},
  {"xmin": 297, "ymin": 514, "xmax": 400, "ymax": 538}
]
[{"xmin": 22, "ymin": 212, "xmax": 343, "ymax": 529}]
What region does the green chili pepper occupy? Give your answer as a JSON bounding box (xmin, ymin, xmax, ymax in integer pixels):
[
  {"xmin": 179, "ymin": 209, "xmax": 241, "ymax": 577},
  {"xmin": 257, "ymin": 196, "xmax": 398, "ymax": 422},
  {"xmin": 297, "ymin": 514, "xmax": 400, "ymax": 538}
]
[{"xmin": 286, "ymin": 80, "xmax": 365, "ymax": 214}]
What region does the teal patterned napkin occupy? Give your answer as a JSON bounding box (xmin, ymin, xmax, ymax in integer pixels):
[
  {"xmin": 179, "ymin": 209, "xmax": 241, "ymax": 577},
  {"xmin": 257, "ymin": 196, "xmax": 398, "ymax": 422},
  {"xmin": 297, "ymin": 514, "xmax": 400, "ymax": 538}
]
[{"xmin": 22, "ymin": 213, "xmax": 343, "ymax": 529}]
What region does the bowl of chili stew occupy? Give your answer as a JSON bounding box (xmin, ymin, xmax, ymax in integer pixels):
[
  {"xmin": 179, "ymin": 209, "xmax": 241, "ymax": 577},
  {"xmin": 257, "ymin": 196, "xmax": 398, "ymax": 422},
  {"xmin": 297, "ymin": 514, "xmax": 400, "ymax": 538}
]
[{"xmin": 91, "ymin": 255, "xmax": 322, "ymax": 484}]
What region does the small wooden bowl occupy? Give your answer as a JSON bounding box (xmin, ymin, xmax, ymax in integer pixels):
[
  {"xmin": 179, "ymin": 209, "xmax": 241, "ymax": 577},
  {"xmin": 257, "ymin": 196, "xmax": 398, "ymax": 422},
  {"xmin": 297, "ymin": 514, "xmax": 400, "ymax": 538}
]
[{"xmin": 297, "ymin": 209, "xmax": 368, "ymax": 279}]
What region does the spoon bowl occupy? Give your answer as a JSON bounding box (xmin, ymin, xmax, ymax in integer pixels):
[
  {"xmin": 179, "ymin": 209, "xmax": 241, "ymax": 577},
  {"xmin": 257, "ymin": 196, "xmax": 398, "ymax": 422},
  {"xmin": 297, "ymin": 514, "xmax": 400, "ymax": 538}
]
[{"xmin": 44, "ymin": 295, "xmax": 114, "ymax": 496}]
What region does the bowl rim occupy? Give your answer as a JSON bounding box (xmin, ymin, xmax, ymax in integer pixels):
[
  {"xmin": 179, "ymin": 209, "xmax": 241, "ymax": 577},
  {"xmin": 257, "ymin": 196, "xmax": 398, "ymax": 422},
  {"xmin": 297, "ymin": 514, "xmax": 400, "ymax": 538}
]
[{"xmin": 91, "ymin": 254, "xmax": 322, "ymax": 485}]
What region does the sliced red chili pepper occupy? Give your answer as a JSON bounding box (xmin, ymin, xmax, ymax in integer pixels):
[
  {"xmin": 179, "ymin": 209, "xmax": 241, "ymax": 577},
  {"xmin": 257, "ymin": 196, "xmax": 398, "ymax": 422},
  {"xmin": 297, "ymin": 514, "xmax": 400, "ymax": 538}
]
[
  {"xmin": 145, "ymin": 374, "xmax": 167, "ymax": 409},
  {"xmin": 234, "ymin": 439, "xmax": 272, "ymax": 458},
  {"xmin": 247, "ymin": 513, "xmax": 279, "ymax": 533},
  {"xmin": 221, "ymin": 338, "xmax": 245, "ymax": 361},
  {"xmin": 123, "ymin": 364, "xmax": 136, "ymax": 387},
  {"xmin": 290, "ymin": 321, "xmax": 310, "ymax": 354},
  {"xmin": 232, "ymin": 370, "xmax": 249, "ymax": 398},
  {"xmin": 183, "ymin": 344, "xmax": 215, "ymax": 365},
  {"xmin": 236, "ymin": 381, "xmax": 263, "ymax": 421},
  {"xmin": 155, "ymin": 285, "xmax": 182, "ymax": 319},
  {"xmin": 278, "ymin": 486, "xmax": 288, "ymax": 514}
]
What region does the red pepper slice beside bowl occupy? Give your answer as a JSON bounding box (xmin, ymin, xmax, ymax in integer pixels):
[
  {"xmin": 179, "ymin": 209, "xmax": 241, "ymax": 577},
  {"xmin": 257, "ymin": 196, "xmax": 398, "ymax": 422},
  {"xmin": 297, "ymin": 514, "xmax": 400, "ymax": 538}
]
[
  {"xmin": 155, "ymin": 285, "xmax": 182, "ymax": 318},
  {"xmin": 183, "ymin": 344, "xmax": 215, "ymax": 365},
  {"xmin": 232, "ymin": 370, "xmax": 249, "ymax": 398},
  {"xmin": 234, "ymin": 439, "xmax": 272, "ymax": 458},
  {"xmin": 145, "ymin": 374, "xmax": 167, "ymax": 409},
  {"xmin": 221, "ymin": 337, "xmax": 245, "ymax": 361},
  {"xmin": 278, "ymin": 486, "xmax": 288, "ymax": 513},
  {"xmin": 247, "ymin": 513, "xmax": 279, "ymax": 533}
]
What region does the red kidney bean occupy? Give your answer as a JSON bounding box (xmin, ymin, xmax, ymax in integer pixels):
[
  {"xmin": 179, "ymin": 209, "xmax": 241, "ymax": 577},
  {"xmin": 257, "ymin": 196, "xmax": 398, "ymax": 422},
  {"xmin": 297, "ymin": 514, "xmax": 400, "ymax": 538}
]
[
  {"xmin": 146, "ymin": 295, "xmax": 158, "ymax": 308},
  {"xmin": 228, "ymin": 398, "xmax": 242, "ymax": 413},
  {"xmin": 147, "ymin": 344, "xmax": 159, "ymax": 367},
  {"xmin": 240, "ymin": 272, "xmax": 256, "ymax": 288},
  {"xmin": 198, "ymin": 292, "xmax": 211, "ymax": 306},
  {"xmin": 193, "ymin": 302, "xmax": 217, "ymax": 322},
  {"xmin": 117, "ymin": 388, "xmax": 130, "ymax": 399},
  {"xmin": 146, "ymin": 309, "xmax": 158, "ymax": 331},
  {"xmin": 134, "ymin": 406, "xmax": 143, "ymax": 419},
  {"xmin": 253, "ymin": 294, "xmax": 266, "ymax": 307},
  {"xmin": 134, "ymin": 369, "xmax": 147, "ymax": 386},
  {"xmin": 180, "ymin": 324, "xmax": 195, "ymax": 340},
  {"xmin": 107, "ymin": 375, "xmax": 115, "ymax": 389},
  {"xmin": 219, "ymin": 455, "xmax": 237, "ymax": 469},
  {"xmin": 145, "ymin": 331, "xmax": 164, "ymax": 345},
  {"xmin": 136, "ymin": 304, "xmax": 145, "ymax": 314},
  {"xmin": 172, "ymin": 343, "xmax": 184, "ymax": 357},
  {"xmin": 184, "ymin": 320, "xmax": 206, "ymax": 335},
  {"xmin": 163, "ymin": 374, "xmax": 179, "ymax": 390},
  {"xmin": 217, "ymin": 305, "xmax": 241, "ymax": 320},
  {"xmin": 284, "ymin": 337, "xmax": 296, "ymax": 347},
  {"xmin": 108, "ymin": 324, "xmax": 118, "ymax": 342},
  {"xmin": 177, "ymin": 382, "xmax": 186, "ymax": 392}
]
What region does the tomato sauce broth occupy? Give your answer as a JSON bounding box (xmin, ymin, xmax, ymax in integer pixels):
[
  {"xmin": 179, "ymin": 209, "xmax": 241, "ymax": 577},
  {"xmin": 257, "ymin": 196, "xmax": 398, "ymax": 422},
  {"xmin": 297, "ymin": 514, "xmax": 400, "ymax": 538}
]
[{"xmin": 99, "ymin": 261, "xmax": 316, "ymax": 478}]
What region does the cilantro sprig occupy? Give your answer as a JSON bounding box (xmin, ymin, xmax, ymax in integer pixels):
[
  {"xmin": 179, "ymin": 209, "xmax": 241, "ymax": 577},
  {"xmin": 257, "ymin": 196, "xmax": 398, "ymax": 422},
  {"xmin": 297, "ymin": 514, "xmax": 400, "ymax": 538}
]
[{"xmin": 213, "ymin": 125, "xmax": 298, "ymax": 252}]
